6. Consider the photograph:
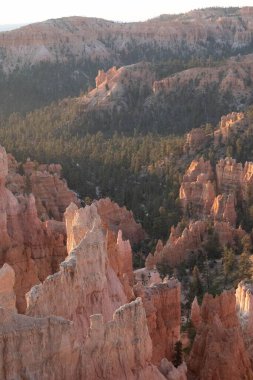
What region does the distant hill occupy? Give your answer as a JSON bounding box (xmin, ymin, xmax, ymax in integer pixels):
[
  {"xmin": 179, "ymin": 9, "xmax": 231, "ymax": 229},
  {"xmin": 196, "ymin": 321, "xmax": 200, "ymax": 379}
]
[
  {"xmin": 0, "ymin": 7, "xmax": 253, "ymax": 117},
  {"xmin": 0, "ymin": 24, "xmax": 25, "ymax": 31}
]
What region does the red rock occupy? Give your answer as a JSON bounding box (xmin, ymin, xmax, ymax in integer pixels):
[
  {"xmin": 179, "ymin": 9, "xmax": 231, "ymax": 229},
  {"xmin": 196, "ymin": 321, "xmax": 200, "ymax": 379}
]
[
  {"xmin": 0, "ymin": 147, "xmax": 72, "ymax": 312},
  {"xmin": 134, "ymin": 278, "xmax": 181, "ymax": 364},
  {"xmin": 188, "ymin": 291, "xmax": 253, "ymax": 380},
  {"xmin": 0, "ymin": 263, "xmax": 16, "ymax": 312},
  {"xmin": 214, "ymin": 112, "xmax": 245, "ymax": 146},
  {"xmin": 211, "ymin": 194, "xmax": 237, "ymax": 226},
  {"xmin": 179, "ymin": 158, "xmax": 215, "ymax": 218},
  {"xmin": 159, "ymin": 359, "xmax": 187, "ymax": 380},
  {"xmin": 6, "ymin": 155, "xmax": 79, "ymax": 221},
  {"xmin": 95, "ymin": 197, "xmax": 146, "ymax": 244},
  {"xmin": 0, "ymin": 308, "xmax": 79, "ymax": 379},
  {"xmin": 184, "ymin": 128, "xmax": 208, "ymax": 155},
  {"xmin": 26, "ymin": 203, "xmax": 128, "ymax": 338},
  {"xmin": 152, "ymin": 220, "xmax": 207, "ymax": 267},
  {"xmin": 190, "ymin": 297, "xmax": 201, "ymax": 329}
]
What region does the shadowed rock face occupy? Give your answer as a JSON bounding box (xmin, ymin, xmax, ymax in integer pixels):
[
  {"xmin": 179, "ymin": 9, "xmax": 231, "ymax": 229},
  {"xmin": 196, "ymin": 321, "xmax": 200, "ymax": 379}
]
[
  {"xmin": 0, "ymin": 147, "xmax": 71, "ymax": 312},
  {"xmin": 134, "ymin": 279, "xmax": 181, "ymax": 364},
  {"xmin": 188, "ymin": 291, "xmax": 253, "ymax": 380}
]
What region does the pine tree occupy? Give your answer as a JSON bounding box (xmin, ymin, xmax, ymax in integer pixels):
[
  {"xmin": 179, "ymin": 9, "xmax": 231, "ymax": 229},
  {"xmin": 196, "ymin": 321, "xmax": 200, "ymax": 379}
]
[
  {"xmin": 172, "ymin": 341, "xmax": 183, "ymax": 368},
  {"xmin": 223, "ymin": 246, "xmax": 236, "ymax": 284},
  {"xmin": 192, "ymin": 266, "xmax": 203, "ymax": 298},
  {"xmin": 238, "ymin": 252, "xmax": 252, "ymax": 281}
]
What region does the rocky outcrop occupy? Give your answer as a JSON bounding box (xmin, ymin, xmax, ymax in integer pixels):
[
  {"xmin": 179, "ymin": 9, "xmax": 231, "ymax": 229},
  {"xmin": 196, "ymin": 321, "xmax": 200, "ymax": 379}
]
[
  {"xmin": 0, "ymin": 307, "xmax": 79, "ymax": 380},
  {"xmin": 0, "ymin": 264, "xmax": 16, "ymax": 312},
  {"xmin": 179, "ymin": 158, "xmax": 215, "ymax": 218},
  {"xmin": 95, "ymin": 197, "xmax": 146, "ymax": 244},
  {"xmin": 214, "ymin": 112, "xmax": 245, "ymax": 146},
  {"xmin": 81, "ymin": 298, "xmax": 165, "ymax": 380},
  {"xmin": 236, "ymin": 281, "xmax": 253, "ymax": 331},
  {"xmin": 134, "ymin": 278, "xmax": 181, "ymax": 364},
  {"xmin": 0, "ymin": 147, "xmax": 73, "ymax": 312},
  {"xmin": 25, "ymin": 201, "xmax": 170, "ymax": 379},
  {"xmin": 159, "ymin": 359, "xmax": 187, "ymax": 380},
  {"xmin": 152, "ymin": 221, "xmax": 207, "ymax": 267},
  {"xmin": 188, "ymin": 291, "xmax": 253, "ymax": 380},
  {"xmin": 6, "ymin": 155, "xmax": 79, "ymax": 221},
  {"xmin": 184, "ymin": 128, "xmax": 209, "ymax": 155},
  {"xmin": 190, "ymin": 297, "xmax": 201, "ymax": 329},
  {"xmin": 211, "ymin": 194, "xmax": 237, "ymax": 226},
  {"xmin": 236, "ymin": 281, "xmax": 253, "ymax": 362},
  {"xmin": 26, "ymin": 203, "xmax": 129, "ymax": 337},
  {"xmin": 215, "ymin": 157, "xmax": 253, "ymax": 201},
  {"xmin": 216, "ymin": 157, "xmax": 244, "ymax": 195}
]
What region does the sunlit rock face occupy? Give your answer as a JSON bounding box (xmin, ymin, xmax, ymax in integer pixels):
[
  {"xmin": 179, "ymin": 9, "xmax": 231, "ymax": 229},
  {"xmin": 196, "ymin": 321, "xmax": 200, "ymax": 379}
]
[
  {"xmin": 0, "ymin": 308, "xmax": 80, "ymax": 380},
  {"xmin": 25, "ymin": 202, "xmax": 169, "ymax": 379},
  {"xmin": 27, "ymin": 204, "xmax": 128, "ymax": 337},
  {"xmin": 0, "ymin": 263, "xmax": 16, "ymax": 312}
]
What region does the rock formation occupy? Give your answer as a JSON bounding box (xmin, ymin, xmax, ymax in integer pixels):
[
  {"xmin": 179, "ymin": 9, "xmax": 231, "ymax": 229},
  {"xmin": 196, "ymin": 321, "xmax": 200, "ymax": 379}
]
[
  {"xmin": 211, "ymin": 194, "xmax": 237, "ymax": 226},
  {"xmin": 159, "ymin": 359, "xmax": 187, "ymax": 380},
  {"xmin": 236, "ymin": 281, "xmax": 253, "ymax": 362},
  {"xmin": 81, "ymin": 298, "xmax": 166, "ymax": 380},
  {"xmin": 214, "ymin": 112, "xmax": 245, "ymax": 146},
  {"xmin": 0, "ymin": 264, "xmax": 16, "ymax": 312},
  {"xmin": 95, "ymin": 197, "xmax": 146, "ymax": 244},
  {"xmin": 184, "ymin": 128, "xmax": 209, "ymax": 155},
  {"xmin": 6, "ymin": 155, "xmax": 79, "ymax": 221},
  {"xmin": 179, "ymin": 158, "xmax": 215, "ymax": 218},
  {"xmin": 24, "ymin": 200, "xmax": 179, "ymax": 379},
  {"xmin": 236, "ymin": 281, "xmax": 253, "ymax": 331},
  {"xmin": 134, "ymin": 278, "xmax": 181, "ymax": 364},
  {"xmin": 0, "ymin": 146, "xmax": 80, "ymax": 312},
  {"xmin": 190, "ymin": 297, "xmax": 201, "ymax": 329},
  {"xmin": 26, "ymin": 203, "xmax": 128, "ymax": 338},
  {"xmin": 216, "ymin": 157, "xmax": 244, "ymax": 195},
  {"xmin": 151, "ymin": 220, "xmax": 207, "ymax": 267},
  {"xmin": 188, "ymin": 291, "xmax": 253, "ymax": 380},
  {"xmin": 0, "ymin": 307, "xmax": 79, "ymax": 379}
]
